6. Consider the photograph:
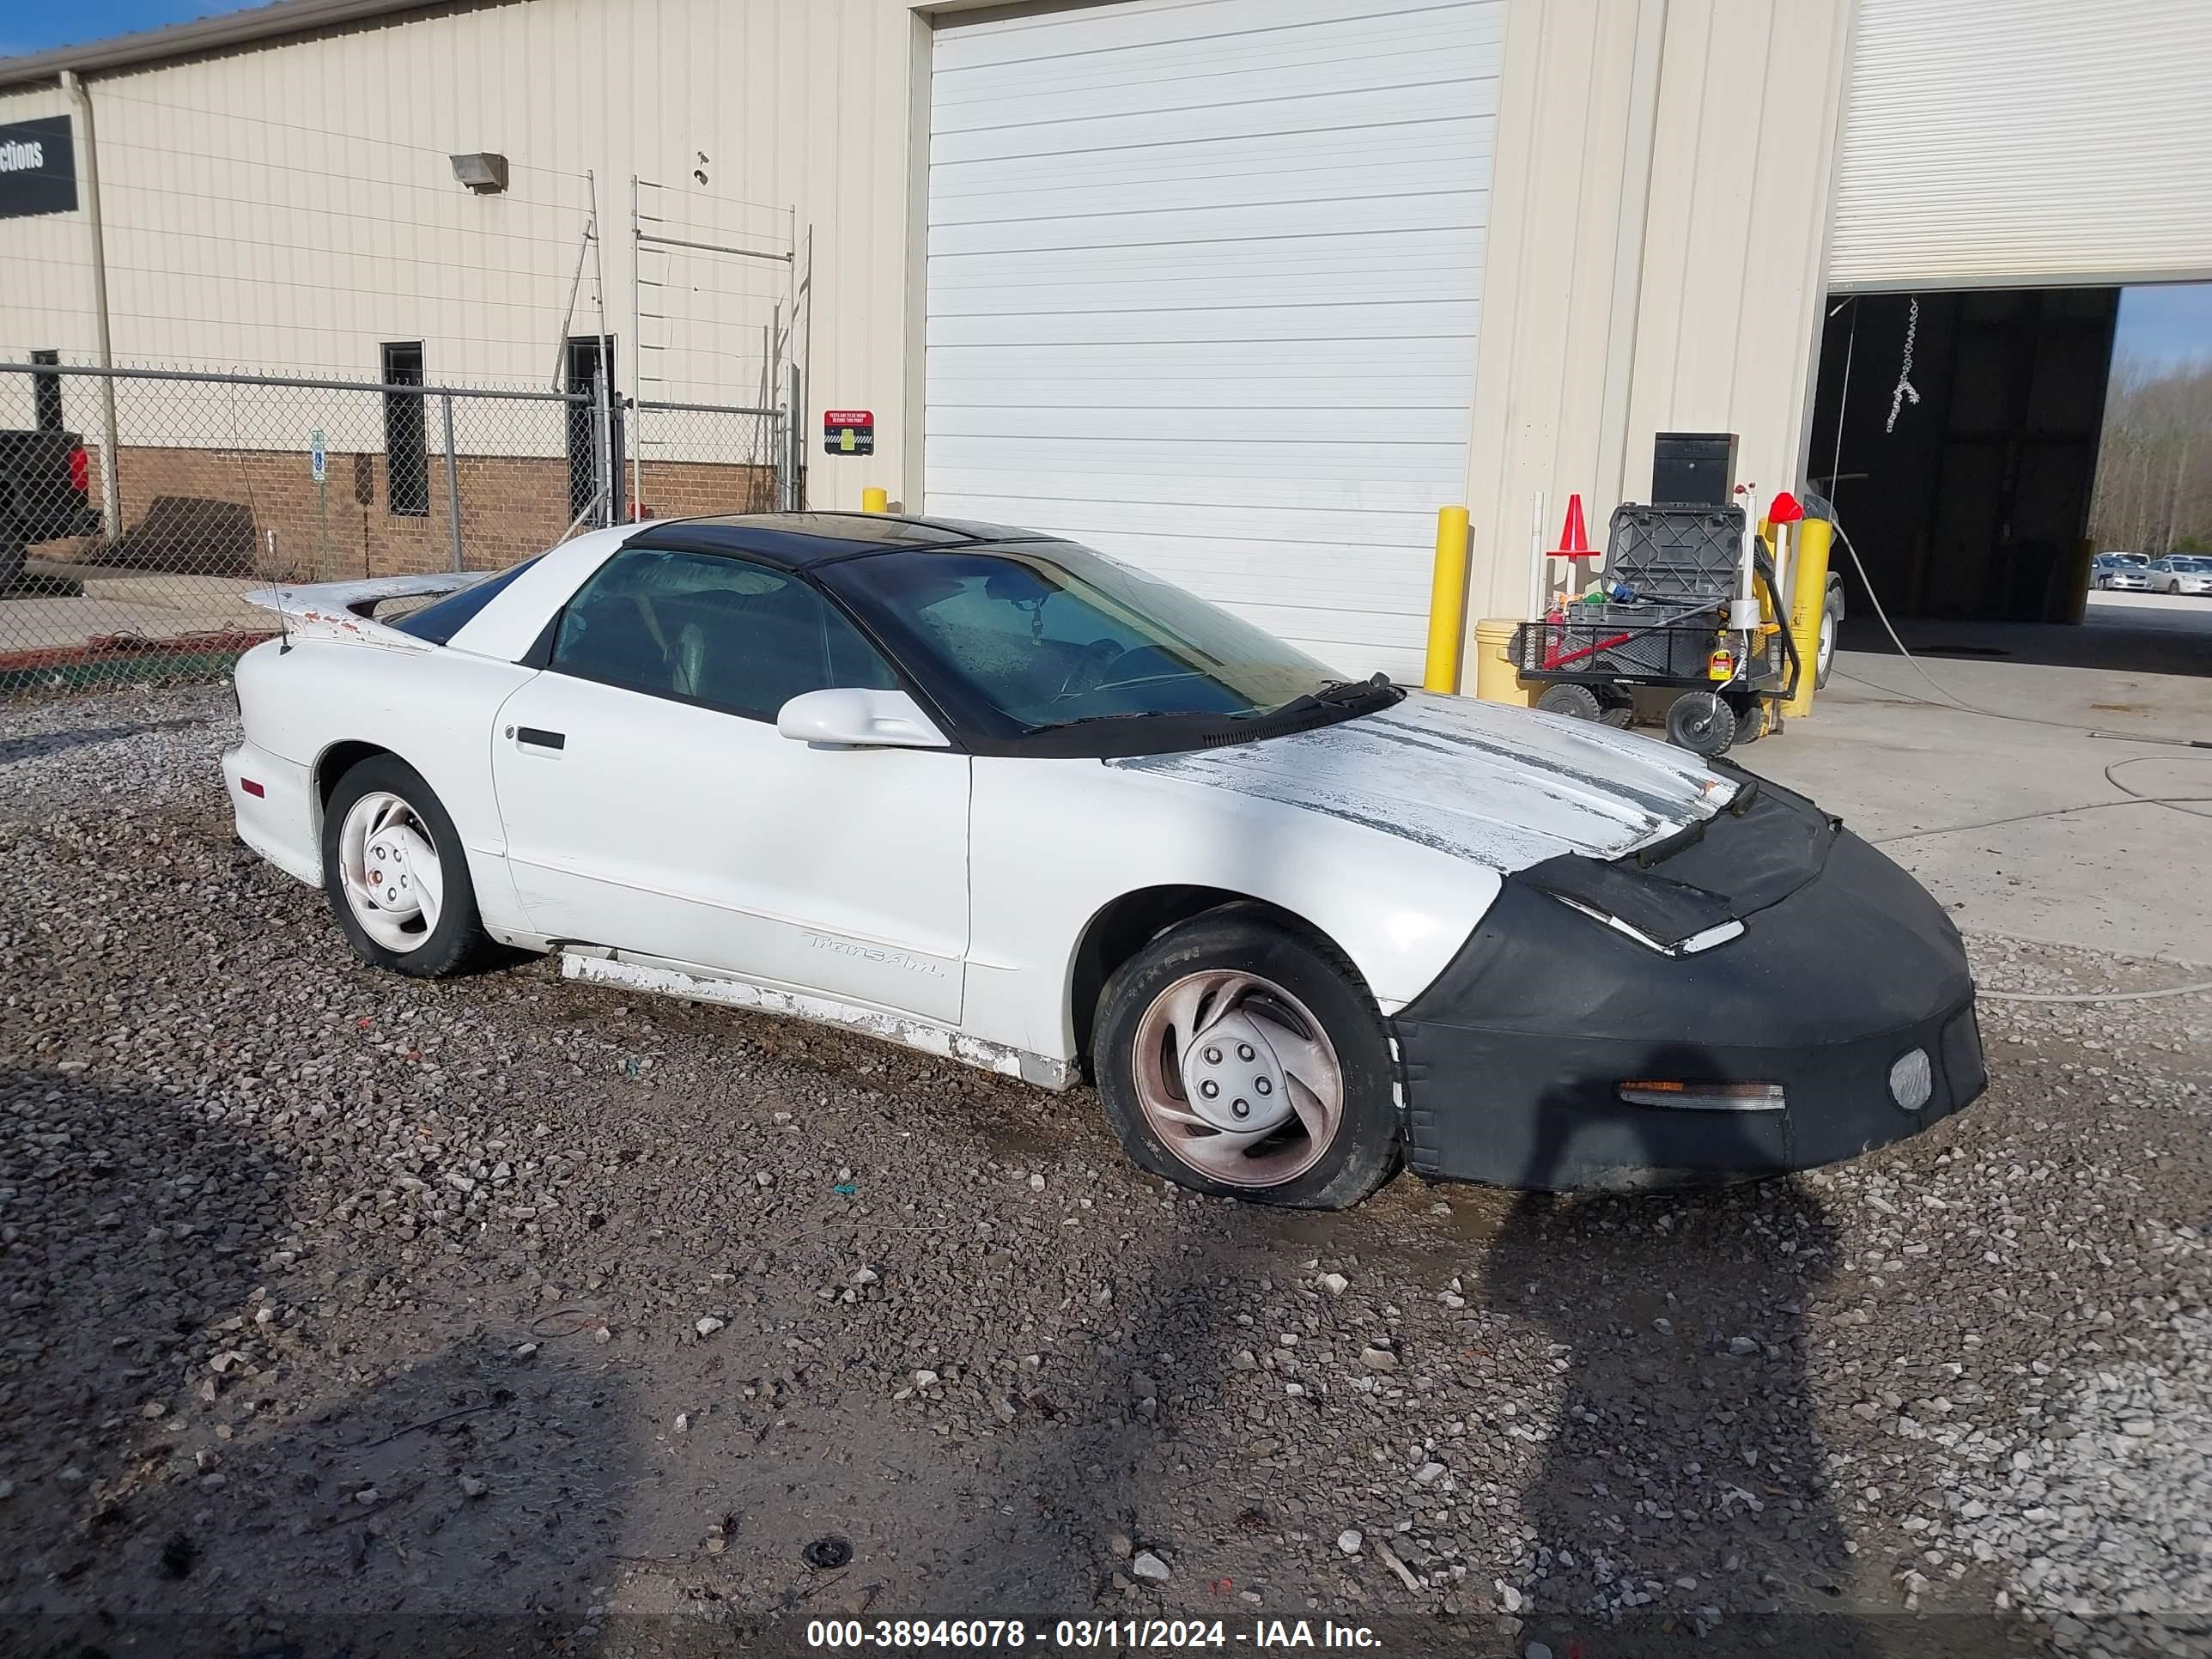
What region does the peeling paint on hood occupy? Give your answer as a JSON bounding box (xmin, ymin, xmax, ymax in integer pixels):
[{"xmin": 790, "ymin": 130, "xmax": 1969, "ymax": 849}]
[{"xmin": 1108, "ymin": 692, "xmax": 1735, "ymax": 872}]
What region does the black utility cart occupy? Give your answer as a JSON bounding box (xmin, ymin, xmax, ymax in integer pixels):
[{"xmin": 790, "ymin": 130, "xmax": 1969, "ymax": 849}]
[{"xmin": 1509, "ymin": 434, "xmax": 1802, "ymax": 757}]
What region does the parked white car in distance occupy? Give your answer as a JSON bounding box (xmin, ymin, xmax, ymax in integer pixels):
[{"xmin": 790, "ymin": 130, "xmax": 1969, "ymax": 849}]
[{"xmin": 2144, "ymin": 555, "xmax": 2212, "ymax": 596}]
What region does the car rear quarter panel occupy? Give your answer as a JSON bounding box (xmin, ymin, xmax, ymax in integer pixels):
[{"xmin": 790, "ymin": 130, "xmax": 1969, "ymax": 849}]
[
  {"xmin": 234, "ymin": 635, "xmax": 539, "ymax": 935},
  {"xmin": 965, "ymin": 756, "xmax": 1501, "ymax": 1062}
]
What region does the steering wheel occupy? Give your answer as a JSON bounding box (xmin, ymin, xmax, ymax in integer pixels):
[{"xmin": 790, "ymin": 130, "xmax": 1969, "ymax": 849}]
[{"xmin": 1056, "ymin": 637, "xmax": 1131, "ymax": 701}]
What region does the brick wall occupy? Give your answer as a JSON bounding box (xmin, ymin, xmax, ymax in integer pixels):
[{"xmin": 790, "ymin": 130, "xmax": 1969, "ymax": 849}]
[{"xmin": 48, "ymin": 446, "xmax": 776, "ymax": 580}]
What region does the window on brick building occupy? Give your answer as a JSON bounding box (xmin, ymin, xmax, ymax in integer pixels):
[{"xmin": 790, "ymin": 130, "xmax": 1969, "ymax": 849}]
[
  {"xmin": 29, "ymin": 349, "xmax": 64, "ymax": 433},
  {"xmin": 381, "ymin": 342, "xmax": 428, "ymax": 517}
]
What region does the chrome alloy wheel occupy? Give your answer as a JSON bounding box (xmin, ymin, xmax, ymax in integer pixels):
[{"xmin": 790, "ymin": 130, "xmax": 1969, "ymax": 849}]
[
  {"xmin": 336, "ymin": 790, "xmax": 445, "ymax": 954},
  {"xmin": 1129, "ymin": 969, "xmax": 1346, "ymax": 1188}
]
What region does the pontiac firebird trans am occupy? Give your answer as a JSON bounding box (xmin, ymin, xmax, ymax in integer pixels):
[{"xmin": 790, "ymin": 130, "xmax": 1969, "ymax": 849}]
[{"xmin": 225, "ymin": 514, "xmax": 1986, "ymax": 1207}]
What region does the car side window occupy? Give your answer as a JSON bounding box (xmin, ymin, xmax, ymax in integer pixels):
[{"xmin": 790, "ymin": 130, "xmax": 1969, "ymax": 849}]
[{"xmin": 550, "ymin": 548, "xmax": 899, "ymax": 720}]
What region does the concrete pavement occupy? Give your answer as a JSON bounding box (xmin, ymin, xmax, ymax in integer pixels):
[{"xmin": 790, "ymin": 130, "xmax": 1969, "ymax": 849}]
[
  {"xmin": 0, "ymin": 563, "xmax": 268, "ymax": 657},
  {"xmin": 1752, "ymin": 611, "xmax": 2212, "ymax": 966}
]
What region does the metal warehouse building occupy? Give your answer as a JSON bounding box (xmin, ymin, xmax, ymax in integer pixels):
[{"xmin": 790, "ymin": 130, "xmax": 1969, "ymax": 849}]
[{"xmin": 3, "ymin": 0, "xmax": 2209, "ymax": 680}]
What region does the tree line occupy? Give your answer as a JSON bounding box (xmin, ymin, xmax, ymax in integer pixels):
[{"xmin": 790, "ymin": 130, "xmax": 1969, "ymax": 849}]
[{"xmin": 2090, "ymin": 352, "xmax": 2212, "ymax": 556}]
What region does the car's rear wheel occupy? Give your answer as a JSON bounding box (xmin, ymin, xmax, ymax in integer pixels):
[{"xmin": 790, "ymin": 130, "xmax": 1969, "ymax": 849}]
[
  {"xmin": 1095, "ymin": 908, "xmax": 1400, "ymax": 1209},
  {"xmin": 322, "ymin": 755, "xmax": 489, "ymax": 977},
  {"xmin": 1814, "ymin": 586, "xmax": 1842, "ymax": 689}
]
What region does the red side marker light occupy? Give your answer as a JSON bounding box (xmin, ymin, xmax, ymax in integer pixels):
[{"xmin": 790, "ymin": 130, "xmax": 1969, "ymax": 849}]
[
  {"xmin": 241, "ymin": 778, "xmax": 265, "ymax": 798},
  {"xmin": 69, "ymin": 447, "xmax": 90, "ymax": 494}
]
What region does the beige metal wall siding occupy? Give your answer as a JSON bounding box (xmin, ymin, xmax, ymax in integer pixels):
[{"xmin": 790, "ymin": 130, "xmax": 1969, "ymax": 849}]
[
  {"xmin": 0, "ymin": 83, "xmax": 93, "ymax": 366},
  {"xmin": 1833, "ymin": 0, "xmax": 2212, "ymax": 290},
  {"xmin": 0, "ymin": 0, "xmax": 920, "ymax": 505},
  {"xmin": 1461, "ymin": 0, "xmax": 1852, "ymax": 623}
]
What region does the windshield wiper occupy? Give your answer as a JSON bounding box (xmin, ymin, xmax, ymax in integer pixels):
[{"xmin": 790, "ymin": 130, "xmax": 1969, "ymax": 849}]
[
  {"xmin": 1023, "ymin": 676, "xmax": 1399, "ymax": 738},
  {"xmin": 1254, "ymin": 672, "xmax": 1401, "ymax": 720},
  {"xmin": 1018, "ymin": 710, "xmax": 1193, "ymax": 735}
]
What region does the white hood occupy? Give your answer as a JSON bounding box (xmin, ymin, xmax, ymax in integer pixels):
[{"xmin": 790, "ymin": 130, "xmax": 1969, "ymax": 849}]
[{"xmin": 1107, "ymin": 692, "xmax": 1736, "ymax": 874}]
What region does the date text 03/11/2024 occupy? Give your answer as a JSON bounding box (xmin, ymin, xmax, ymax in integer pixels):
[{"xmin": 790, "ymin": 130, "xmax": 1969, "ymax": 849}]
[{"xmin": 805, "ymin": 1619, "xmax": 1385, "ymax": 1650}]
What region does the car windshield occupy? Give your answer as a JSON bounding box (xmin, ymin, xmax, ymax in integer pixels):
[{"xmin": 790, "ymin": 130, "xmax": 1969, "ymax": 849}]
[
  {"xmin": 823, "ymin": 542, "xmax": 1347, "ymax": 734},
  {"xmin": 2169, "ymin": 556, "xmax": 2211, "ymax": 572}
]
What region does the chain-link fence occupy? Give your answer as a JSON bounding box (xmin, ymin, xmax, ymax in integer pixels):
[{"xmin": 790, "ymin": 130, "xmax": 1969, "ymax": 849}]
[
  {"xmin": 0, "ymin": 360, "xmax": 781, "ymax": 695},
  {"xmin": 0, "ymin": 88, "xmax": 798, "ymax": 701}
]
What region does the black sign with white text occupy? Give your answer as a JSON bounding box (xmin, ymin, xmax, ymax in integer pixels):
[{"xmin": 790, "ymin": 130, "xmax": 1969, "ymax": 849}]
[{"xmin": 0, "ymin": 116, "xmax": 77, "ymax": 220}]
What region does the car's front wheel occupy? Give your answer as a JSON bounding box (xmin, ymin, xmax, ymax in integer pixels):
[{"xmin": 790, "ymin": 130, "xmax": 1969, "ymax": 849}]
[
  {"xmin": 1094, "ymin": 907, "xmax": 1401, "ymax": 1209},
  {"xmin": 322, "ymin": 754, "xmax": 490, "ymax": 977}
]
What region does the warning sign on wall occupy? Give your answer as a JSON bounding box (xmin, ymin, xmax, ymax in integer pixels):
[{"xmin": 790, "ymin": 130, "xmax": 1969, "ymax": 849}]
[{"xmin": 823, "ymin": 410, "xmax": 874, "ymax": 456}]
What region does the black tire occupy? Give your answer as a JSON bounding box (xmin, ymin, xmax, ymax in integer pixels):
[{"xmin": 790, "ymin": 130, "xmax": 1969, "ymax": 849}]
[
  {"xmin": 321, "ymin": 754, "xmax": 492, "ymax": 978},
  {"xmin": 1815, "ymin": 583, "xmax": 1843, "ymax": 690},
  {"xmin": 1665, "ymin": 690, "xmax": 1737, "ymax": 757},
  {"xmin": 1094, "ymin": 906, "xmax": 1401, "ymax": 1210},
  {"xmin": 1731, "ymin": 696, "xmax": 1771, "ymax": 744},
  {"xmin": 0, "ymin": 535, "xmax": 25, "ymax": 591},
  {"xmin": 1595, "ymin": 691, "xmax": 1634, "ymax": 729},
  {"xmin": 1535, "ymin": 683, "xmax": 1605, "ymax": 721}
]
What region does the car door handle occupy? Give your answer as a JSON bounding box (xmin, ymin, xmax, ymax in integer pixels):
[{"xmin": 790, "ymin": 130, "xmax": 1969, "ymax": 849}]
[{"xmin": 511, "ymin": 726, "xmax": 566, "ymax": 751}]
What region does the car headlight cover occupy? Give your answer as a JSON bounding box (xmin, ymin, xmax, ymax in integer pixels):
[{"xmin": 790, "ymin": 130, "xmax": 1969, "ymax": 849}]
[{"xmin": 1888, "ymin": 1048, "xmax": 1933, "ymax": 1111}]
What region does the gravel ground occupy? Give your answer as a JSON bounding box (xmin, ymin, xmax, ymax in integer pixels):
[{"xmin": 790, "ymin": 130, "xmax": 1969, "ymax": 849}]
[{"xmin": 0, "ymin": 685, "xmax": 2206, "ymax": 1659}]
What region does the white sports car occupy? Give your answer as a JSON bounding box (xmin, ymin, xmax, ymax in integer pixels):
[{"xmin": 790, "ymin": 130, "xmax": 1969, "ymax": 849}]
[{"xmin": 226, "ymin": 514, "xmax": 1984, "ymax": 1207}]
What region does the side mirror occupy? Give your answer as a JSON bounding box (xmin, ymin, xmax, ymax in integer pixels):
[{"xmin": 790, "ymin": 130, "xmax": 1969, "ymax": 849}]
[{"xmin": 776, "ymin": 687, "xmax": 951, "ymax": 750}]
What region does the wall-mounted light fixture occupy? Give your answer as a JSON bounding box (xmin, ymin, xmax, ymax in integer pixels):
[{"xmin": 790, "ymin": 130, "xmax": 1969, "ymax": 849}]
[{"xmin": 448, "ymin": 152, "xmax": 509, "ymax": 195}]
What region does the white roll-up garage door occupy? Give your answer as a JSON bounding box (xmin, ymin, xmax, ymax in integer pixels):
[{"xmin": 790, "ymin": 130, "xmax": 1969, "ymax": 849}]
[
  {"xmin": 1831, "ymin": 0, "xmax": 2212, "ymax": 290},
  {"xmin": 925, "ymin": 0, "xmax": 1502, "ymax": 680}
]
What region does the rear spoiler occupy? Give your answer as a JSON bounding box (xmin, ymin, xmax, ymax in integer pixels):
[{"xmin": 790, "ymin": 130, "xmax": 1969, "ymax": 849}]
[{"xmin": 241, "ymin": 572, "xmax": 489, "ymax": 650}]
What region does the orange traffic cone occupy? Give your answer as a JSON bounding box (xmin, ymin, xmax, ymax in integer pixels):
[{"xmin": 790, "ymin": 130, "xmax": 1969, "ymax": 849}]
[{"xmin": 1553, "ymin": 493, "xmax": 1595, "ymax": 559}]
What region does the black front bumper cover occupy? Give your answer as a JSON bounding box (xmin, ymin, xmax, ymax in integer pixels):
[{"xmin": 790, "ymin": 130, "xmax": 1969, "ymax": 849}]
[{"xmin": 1391, "ymin": 770, "xmax": 1987, "ymax": 1191}]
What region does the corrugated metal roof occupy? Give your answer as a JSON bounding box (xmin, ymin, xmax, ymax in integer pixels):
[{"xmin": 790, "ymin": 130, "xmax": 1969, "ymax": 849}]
[{"xmin": 0, "ymin": 0, "xmax": 475, "ymax": 89}]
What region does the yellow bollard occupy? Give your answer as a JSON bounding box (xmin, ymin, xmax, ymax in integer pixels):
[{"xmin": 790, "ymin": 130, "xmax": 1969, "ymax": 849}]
[
  {"xmin": 1472, "ymin": 618, "xmax": 1539, "ymax": 707},
  {"xmin": 1423, "ymin": 506, "xmax": 1472, "ymax": 693},
  {"xmin": 860, "ymin": 486, "xmax": 889, "ymax": 514},
  {"xmin": 1783, "ymin": 514, "xmax": 1833, "ymax": 719}
]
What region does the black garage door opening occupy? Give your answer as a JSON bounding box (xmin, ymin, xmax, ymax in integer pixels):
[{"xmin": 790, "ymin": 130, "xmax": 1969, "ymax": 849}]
[{"xmin": 1807, "ymin": 289, "xmax": 2118, "ymax": 627}]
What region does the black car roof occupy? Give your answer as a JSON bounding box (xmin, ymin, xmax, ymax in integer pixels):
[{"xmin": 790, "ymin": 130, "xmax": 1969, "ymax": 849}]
[{"xmin": 623, "ymin": 512, "xmax": 1064, "ymax": 570}]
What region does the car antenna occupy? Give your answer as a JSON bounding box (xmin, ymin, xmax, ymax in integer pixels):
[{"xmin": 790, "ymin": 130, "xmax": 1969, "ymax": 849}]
[{"xmin": 270, "ymin": 528, "xmax": 292, "ymax": 654}]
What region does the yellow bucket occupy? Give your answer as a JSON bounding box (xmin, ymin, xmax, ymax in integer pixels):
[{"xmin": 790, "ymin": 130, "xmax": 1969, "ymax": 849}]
[{"xmin": 1473, "ymin": 618, "xmax": 1539, "ymax": 708}]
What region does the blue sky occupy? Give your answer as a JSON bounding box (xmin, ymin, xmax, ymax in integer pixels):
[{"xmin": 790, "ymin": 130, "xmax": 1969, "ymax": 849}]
[
  {"xmin": 0, "ymin": 2, "xmax": 258, "ymax": 59},
  {"xmin": 2114, "ymin": 284, "xmax": 2212, "ymax": 372}
]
